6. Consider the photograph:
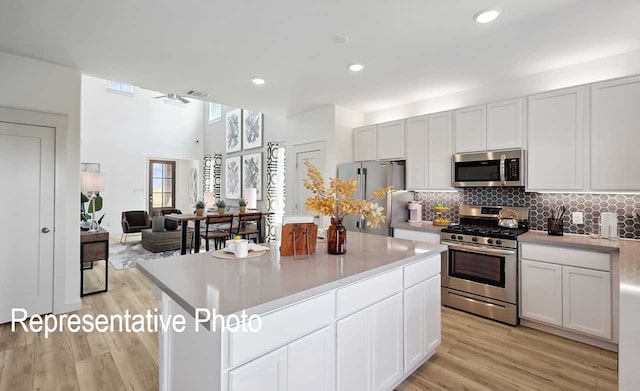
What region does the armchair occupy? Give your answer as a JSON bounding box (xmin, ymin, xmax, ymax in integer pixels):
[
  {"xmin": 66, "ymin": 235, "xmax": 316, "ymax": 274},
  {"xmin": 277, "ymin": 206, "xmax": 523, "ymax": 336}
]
[{"xmin": 120, "ymin": 210, "xmax": 152, "ymax": 244}]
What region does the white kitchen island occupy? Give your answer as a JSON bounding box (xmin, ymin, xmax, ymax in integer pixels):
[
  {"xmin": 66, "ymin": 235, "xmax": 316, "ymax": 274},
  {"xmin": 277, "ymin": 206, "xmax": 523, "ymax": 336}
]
[{"xmin": 137, "ymin": 232, "xmax": 446, "ymax": 391}]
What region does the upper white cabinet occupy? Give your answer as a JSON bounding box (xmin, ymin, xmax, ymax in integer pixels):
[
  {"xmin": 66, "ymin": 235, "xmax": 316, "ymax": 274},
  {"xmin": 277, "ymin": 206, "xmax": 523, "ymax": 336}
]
[
  {"xmin": 428, "ymin": 112, "xmax": 454, "ymax": 189},
  {"xmin": 527, "ymin": 87, "xmax": 585, "ymax": 191},
  {"xmin": 377, "ymin": 120, "xmax": 406, "ymax": 160},
  {"xmin": 486, "ymin": 98, "xmax": 524, "ymax": 150},
  {"xmin": 591, "ymin": 76, "xmax": 640, "ymax": 191},
  {"xmin": 405, "ymin": 116, "xmax": 428, "ymax": 189},
  {"xmin": 454, "ymin": 105, "xmax": 486, "ymax": 153},
  {"xmin": 353, "ymin": 125, "xmax": 377, "ymax": 162},
  {"xmin": 405, "ymin": 112, "xmax": 453, "ymax": 190}
]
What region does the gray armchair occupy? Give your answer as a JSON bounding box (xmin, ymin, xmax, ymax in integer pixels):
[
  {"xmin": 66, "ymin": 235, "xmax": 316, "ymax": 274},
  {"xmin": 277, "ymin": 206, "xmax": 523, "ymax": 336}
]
[{"xmin": 120, "ymin": 210, "xmax": 152, "ymax": 243}]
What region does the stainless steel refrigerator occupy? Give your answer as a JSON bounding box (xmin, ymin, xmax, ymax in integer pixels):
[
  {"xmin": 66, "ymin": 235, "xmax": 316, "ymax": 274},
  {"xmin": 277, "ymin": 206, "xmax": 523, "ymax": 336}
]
[{"xmin": 337, "ymin": 161, "xmax": 410, "ymax": 236}]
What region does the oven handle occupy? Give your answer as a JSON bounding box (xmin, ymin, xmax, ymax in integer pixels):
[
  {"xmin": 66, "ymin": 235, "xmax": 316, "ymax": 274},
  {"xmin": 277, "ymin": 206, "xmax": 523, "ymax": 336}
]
[{"xmin": 443, "ymin": 241, "xmax": 516, "ymax": 257}]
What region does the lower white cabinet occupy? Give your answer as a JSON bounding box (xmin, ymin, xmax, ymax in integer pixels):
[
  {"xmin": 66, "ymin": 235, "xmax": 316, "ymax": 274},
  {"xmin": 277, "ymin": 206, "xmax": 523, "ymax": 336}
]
[
  {"xmin": 288, "ymin": 327, "xmax": 335, "ymax": 391},
  {"xmin": 228, "ymin": 347, "xmax": 288, "ymax": 391},
  {"xmin": 562, "ymin": 266, "xmax": 612, "ymax": 339},
  {"xmin": 393, "ymin": 228, "xmax": 440, "ymax": 244},
  {"xmin": 520, "ymin": 246, "xmax": 613, "ymax": 341},
  {"xmin": 404, "ymin": 275, "xmax": 441, "ymax": 370},
  {"xmin": 521, "ymin": 259, "xmax": 563, "ymax": 326},
  {"xmin": 337, "ymin": 294, "xmax": 403, "ymax": 391}
]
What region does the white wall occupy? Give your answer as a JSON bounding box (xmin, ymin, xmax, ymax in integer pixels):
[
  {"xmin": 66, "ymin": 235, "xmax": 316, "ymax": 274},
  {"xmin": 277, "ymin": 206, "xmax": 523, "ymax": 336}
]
[
  {"xmin": 365, "ymin": 49, "xmax": 640, "ymax": 124},
  {"xmin": 335, "ymin": 105, "xmax": 364, "ymax": 165},
  {"xmin": 0, "ymin": 51, "xmax": 81, "ymax": 313},
  {"xmin": 81, "ymin": 75, "xmax": 204, "ymax": 233},
  {"xmin": 203, "ymin": 103, "xmax": 287, "ymax": 209}
]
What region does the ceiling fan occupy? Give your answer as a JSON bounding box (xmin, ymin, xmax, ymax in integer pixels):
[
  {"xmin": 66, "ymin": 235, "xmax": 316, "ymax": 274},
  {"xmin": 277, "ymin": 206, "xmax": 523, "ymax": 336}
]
[{"xmin": 154, "ymin": 93, "xmax": 190, "ymax": 104}]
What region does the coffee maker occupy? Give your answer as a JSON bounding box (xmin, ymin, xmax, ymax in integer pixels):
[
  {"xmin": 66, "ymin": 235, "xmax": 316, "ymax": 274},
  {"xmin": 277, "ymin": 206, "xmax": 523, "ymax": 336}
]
[{"xmin": 407, "ymin": 201, "xmax": 422, "ymax": 223}]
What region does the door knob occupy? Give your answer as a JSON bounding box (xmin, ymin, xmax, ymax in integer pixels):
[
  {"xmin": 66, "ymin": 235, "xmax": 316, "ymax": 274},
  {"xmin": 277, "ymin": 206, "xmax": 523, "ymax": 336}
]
[{"xmin": 41, "ymin": 227, "xmax": 50, "ymax": 233}]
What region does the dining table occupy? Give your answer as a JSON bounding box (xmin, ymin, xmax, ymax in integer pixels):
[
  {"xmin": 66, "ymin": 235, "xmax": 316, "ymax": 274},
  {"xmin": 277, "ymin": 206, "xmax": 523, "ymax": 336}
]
[
  {"xmin": 164, "ymin": 214, "xmax": 207, "ymax": 255},
  {"xmin": 205, "ymin": 210, "xmax": 275, "ymax": 243}
]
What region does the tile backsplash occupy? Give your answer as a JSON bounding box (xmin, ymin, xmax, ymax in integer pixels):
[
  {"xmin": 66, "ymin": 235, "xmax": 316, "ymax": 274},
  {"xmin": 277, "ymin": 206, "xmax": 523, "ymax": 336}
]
[{"xmin": 414, "ymin": 188, "xmax": 640, "ymax": 239}]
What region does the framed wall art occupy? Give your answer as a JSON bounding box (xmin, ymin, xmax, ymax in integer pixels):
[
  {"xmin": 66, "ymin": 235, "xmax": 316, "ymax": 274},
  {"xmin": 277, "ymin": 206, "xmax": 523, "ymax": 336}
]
[
  {"xmin": 225, "ymin": 109, "xmax": 242, "ymax": 153},
  {"xmin": 242, "ymin": 110, "xmax": 263, "ymax": 150}
]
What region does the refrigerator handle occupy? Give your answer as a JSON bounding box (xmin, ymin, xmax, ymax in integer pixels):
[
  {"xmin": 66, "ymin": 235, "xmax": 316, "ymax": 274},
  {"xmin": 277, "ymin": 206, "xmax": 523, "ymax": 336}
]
[
  {"xmin": 356, "ymin": 168, "xmax": 361, "ymax": 229},
  {"xmin": 361, "ymin": 168, "xmax": 367, "ymax": 229}
]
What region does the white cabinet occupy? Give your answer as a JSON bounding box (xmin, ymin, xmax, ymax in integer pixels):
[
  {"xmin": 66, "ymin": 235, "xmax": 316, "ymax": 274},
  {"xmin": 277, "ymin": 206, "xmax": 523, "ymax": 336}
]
[
  {"xmin": 521, "ymin": 259, "xmax": 563, "ymax": 326},
  {"xmin": 486, "ymin": 98, "xmax": 524, "ymax": 151},
  {"xmin": 591, "ymin": 76, "xmax": 640, "ymax": 191},
  {"xmin": 405, "ymin": 116, "xmax": 428, "ymax": 189},
  {"xmin": 428, "ymin": 112, "xmax": 454, "ymax": 189},
  {"xmin": 454, "ymin": 105, "xmax": 486, "ymax": 153},
  {"xmin": 393, "ymin": 228, "xmax": 440, "ymax": 244},
  {"xmin": 527, "ymin": 87, "xmax": 585, "ymax": 191},
  {"xmin": 228, "ymin": 347, "xmax": 288, "ymax": 391},
  {"xmin": 404, "ymin": 275, "xmax": 441, "ymax": 370},
  {"xmin": 336, "ymin": 294, "xmax": 403, "ymax": 391},
  {"xmin": 404, "ymin": 112, "xmax": 453, "ymax": 190},
  {"xmin": 288, "ymin": 327, "xmax": 335, "ymax": 391},
  {"xmin": 353, "ymin": 126, "xmax": 377, "ymax": 162},
  {"xmin": 562, "ymin": 266, "xmax": 612, "ymax": 339},
  {"xmin": 520, "ymin": 244, "xmax": 613, "ymax": 341},
  {"xmin": 377, "ymin": 120, "xmax": 406, "ymax": 160}
]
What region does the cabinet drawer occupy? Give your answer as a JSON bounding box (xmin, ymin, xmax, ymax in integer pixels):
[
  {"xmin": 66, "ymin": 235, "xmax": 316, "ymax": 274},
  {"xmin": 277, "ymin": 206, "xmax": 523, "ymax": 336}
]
[
  {"xmin": 404, "ymin": 255, "xmax": 441, "ymax": 288},
  {"xmin": 394, "ymin": 229, "xmax": 440, "ymax": 244},
  {"xmin": 520, "ymin": 243, "xmax": 610, "ymax": 272},
  {"xmin": 337, "ymin": 268, "xmax": 403, "ymax": 318},
  {"xmin": 228, "ymin": 292, "xmax": 334, "ymax": 367}
]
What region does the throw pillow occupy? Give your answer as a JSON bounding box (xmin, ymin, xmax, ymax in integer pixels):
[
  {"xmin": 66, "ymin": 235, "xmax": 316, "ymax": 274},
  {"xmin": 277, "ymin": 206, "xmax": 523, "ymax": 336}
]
[
  {"xmin": 152, "ymin": 216, "xmax": 165, "ymax": 232},
  {"xmin": 164, "ymin": 218, "xmax": 179, "ymax": 231}
]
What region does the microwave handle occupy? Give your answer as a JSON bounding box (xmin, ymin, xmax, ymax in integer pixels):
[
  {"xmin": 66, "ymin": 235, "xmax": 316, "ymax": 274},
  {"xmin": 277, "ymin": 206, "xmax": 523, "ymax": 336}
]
[{"xmin": 500, "ymin": 154, "xmax": 506, "ymax": 185}]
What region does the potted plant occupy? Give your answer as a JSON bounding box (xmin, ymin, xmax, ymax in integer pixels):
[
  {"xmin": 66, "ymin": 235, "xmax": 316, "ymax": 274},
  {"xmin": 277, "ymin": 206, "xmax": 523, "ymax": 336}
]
[
  {"xmin": 303, "ymin": 161, "xmax": 391, "ymax": 255},
  {"xmin": 195, "ymin": 200, "xmax": 206, "ymax": 216},
  {"xmin": 216, "ymin": 199, "xmax": 226, "ymax": 215},
  {"xmin": 238, "ymin": 198, "xmax": 247, "ymax": 213}
]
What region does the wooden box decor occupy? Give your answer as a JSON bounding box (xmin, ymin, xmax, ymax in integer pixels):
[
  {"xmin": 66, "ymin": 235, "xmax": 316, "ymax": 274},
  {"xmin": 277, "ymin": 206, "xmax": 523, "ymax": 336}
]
[{"xmin": 280, "ymin": 223, "xmax": 318, "ymax": 258}]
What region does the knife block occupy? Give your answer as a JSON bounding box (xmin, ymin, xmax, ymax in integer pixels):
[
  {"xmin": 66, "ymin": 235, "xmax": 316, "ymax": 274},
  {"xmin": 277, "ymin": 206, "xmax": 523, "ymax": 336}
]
[{"xmin": 280, "ymin": 223, "xmax": 318, "ymax": 257}]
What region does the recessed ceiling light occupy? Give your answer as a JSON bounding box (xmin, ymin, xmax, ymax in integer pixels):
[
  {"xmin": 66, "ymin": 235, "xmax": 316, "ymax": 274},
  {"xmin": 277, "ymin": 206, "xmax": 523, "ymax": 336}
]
[
  {"xmin": 473, "ymin": 8, "xmax": 501, "ymax": 23},
  {"xmin": 251, "ymin": 78, "xmax": 265, "ymax": 85},
  {"xmin": 349, "ymin": 64, "xmax": 364, "ymax": 72},
  {"xmin": 332, "ymin": 35, "xmax": 350, "ymax": 44}
]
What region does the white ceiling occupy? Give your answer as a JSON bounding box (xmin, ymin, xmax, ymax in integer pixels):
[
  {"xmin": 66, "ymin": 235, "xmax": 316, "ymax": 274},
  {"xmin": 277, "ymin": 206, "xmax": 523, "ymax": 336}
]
[{"xmin": 0, "ymin": 0, "xmax": 639, "ymax": 117}]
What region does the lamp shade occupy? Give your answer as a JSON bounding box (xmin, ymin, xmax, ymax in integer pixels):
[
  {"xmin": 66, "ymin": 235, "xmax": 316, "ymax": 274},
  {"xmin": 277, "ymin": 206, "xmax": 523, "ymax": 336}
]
[
  {"xmin": 81, "ymin": 171, "xmax": 104, "ymax": 192},
  {"xmin": 245, "ymin": 188, "xmax": 257, "ymax": 209}
]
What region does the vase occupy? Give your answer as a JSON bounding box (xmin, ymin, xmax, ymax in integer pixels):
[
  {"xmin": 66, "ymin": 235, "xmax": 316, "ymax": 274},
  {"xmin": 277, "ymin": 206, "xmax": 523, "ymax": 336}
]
[
  {"xmin": 195, "ymin": 208, "xmax": 204, "ymax": 216},
  {"xmin": 218, "ymin": 208, "xmax": 225, "ymax": 215},
  {"xmin": 327, "ymin": 217, "xmax": 347, "ymax": 255},
  {"xmin": 239, "ymin": 207, "xmax": 246, "ymax": 213}
]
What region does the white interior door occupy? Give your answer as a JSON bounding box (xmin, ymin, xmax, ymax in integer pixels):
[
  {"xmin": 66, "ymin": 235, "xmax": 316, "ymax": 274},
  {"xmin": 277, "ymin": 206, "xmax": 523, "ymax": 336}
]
[
  {"xmin": 296, "ymin": 149, "xmax": 322, "ymax": 215},
  {"xmin": 0, "ymin": 122, "xmax": 55, "ymax": 323}
]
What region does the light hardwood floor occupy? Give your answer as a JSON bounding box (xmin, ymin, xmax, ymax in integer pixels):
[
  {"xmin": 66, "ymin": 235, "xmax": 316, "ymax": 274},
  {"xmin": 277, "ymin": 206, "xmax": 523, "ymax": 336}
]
[{"xmin": 0, "ymin": 244, "xmax": 618, "ymax": 391}]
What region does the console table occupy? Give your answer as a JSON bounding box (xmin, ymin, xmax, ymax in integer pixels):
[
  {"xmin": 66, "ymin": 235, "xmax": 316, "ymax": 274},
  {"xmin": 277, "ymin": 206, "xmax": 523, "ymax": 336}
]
[{"xmin": 80, "ymin": 228, "xmax": 109, "ymax": 296}]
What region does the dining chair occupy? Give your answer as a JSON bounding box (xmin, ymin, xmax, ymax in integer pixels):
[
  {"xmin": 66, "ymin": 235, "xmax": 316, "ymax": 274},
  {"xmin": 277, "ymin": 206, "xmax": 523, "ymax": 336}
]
[
  {"xmin": 200, "ymin": 214, "xmax": 235, "ymax": 251},
  {"xmin": 236, "ymin": 212, "xmax": 262, "ymax": 243}
]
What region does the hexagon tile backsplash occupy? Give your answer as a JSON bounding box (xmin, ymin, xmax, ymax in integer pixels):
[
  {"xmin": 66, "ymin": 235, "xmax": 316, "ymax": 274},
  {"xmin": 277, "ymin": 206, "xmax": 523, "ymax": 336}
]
[{"xmin": 414, "ymin": 188, "xmax": 640, "ymax": 239}]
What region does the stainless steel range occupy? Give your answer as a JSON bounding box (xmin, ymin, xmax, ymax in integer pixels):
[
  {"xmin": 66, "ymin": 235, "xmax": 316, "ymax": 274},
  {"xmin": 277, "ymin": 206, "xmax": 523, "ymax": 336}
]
[{"xmin": 440, "ymin": 204, "xmax": 529, "ymax": 325}]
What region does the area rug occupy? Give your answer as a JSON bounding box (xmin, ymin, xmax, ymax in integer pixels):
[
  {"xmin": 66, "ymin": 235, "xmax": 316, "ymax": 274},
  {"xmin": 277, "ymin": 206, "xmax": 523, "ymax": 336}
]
[{"xmin": 109, "ymin": 241, "xmax": 181, "ymax": 270}]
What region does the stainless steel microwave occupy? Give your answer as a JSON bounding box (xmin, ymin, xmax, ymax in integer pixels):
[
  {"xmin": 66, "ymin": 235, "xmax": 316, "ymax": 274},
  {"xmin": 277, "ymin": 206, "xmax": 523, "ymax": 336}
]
[{"xmin": 452, "ymin": 149, "xmax": 526, "ymax": 187}]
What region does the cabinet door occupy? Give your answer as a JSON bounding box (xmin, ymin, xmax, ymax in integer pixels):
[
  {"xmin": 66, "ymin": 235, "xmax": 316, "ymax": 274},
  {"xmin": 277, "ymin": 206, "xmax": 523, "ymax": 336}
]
[
  {"xmin": 527, "ymin": 87, "xmax": 584, "ymax": 191},
  {"xmin": 228, "ymin": 347, "xmax": 288, "ymax": 391},
  {"xmin": 591, "ymin": 76, "xmax": 640, "ymax": 191},
  {"xmin": 521, "ymin": 259, "xmax": 563, "ymax": 326},
  {"xmin": 405, "ymin": 116, "xmax": 428, "ymax": 189},
  {"xmin": 454, "ymin": 105, "xmax": 486, "ymax": 153},
  {"xmin": 372, "ymin": 294, "xmax": 403, "ymax": 391},
  {"xmin": 377, "ymin": 120, "xmax": 406, "ymax": 160},
  {"xmin": 354, "ymin": 126, "xmax": 377, "ymax": 162},
  {"xmin": 336, "ymin": 307, "xmax": 372, "ymax": 391},
  {"xmin": 428, "ymin": 112, "xmax": 454, "ymax": 189},
  {"xmin": 486, "ymin": 98, "xmax": 524, "ymax": 150},
  {"xmin": 562, "ymin": 266, "xmax": 612, "ymax": 339},
  {"xmin": 288, "ymin": 327, "xmax": 335, "ymax": 391},
  {"xmin": 404, "ymin": 275, "xmax": 441, "ymax": 371}
]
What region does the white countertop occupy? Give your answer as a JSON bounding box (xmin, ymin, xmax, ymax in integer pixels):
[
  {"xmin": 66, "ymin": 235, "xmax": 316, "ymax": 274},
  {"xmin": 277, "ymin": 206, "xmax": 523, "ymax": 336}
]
[{"xmin": 137, "ymin": 232, "xmax": 446, "ymax": 321}]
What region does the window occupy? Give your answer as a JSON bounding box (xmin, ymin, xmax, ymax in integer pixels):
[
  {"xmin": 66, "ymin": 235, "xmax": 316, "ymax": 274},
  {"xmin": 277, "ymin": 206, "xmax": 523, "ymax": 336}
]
[
  {"xmin": 208, "ymin": 102, "xmax": 222, "ymax": 123},
  {"xmin": 149, "ymin": 160, "xmax": 176, "ymax": 213},
  {"xmin": 107, "ymin": 80, "xmax": 134, "ymax": 95}
]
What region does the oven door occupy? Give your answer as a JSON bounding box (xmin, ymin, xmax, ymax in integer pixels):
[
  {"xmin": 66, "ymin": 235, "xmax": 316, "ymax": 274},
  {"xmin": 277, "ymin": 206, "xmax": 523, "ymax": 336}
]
[{"xmin": 441, "ymin": 242, "xmax": 517, "ymax": 304}]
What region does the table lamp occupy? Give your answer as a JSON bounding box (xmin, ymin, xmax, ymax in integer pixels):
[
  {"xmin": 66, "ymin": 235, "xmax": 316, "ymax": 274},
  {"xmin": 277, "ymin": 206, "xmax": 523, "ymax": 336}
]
[
  {"xmin": 246, "ymin": 188, "xmax": 257, "ymax": 210},
  {"xmin": 203, "ymin": 192, "xmax": 215, "ymax": 209}
]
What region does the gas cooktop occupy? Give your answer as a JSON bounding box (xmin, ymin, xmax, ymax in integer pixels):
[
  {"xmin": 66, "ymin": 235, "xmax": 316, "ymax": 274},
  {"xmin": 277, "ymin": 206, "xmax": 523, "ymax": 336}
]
[{"xmin": 441, "ymin": 224, "xmax": 528, "ymax": 240}]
